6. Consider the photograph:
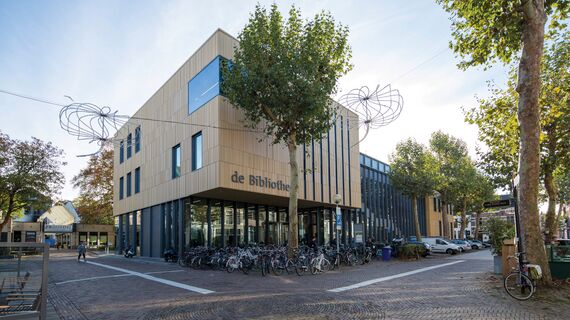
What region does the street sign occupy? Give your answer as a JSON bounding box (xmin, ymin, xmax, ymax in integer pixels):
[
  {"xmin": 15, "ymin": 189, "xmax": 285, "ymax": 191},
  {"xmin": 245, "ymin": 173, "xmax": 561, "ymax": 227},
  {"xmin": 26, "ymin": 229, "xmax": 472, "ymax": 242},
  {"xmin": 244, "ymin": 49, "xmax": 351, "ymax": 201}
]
[
  {"xmin": 483, "ymin": 199, "xmax": 512, "ymax": 208},
  {"xmin": 336, "ymin": 207, "xmax": 342, "ymax": 230}
]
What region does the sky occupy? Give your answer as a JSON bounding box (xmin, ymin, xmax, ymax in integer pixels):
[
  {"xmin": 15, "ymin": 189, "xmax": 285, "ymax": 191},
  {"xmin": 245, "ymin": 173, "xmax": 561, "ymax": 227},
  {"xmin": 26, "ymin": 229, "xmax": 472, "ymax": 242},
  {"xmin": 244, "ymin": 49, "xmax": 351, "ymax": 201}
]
[{"xmin": 0, "ymin": 0, "xmax": 509, "ymax": 201}]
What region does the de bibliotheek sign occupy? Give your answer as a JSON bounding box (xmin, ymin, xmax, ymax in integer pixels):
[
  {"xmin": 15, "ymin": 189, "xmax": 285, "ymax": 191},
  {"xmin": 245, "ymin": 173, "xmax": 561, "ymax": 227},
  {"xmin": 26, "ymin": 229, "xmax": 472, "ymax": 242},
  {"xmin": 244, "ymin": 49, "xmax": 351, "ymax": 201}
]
[{"xmin": 231, "ymin": 171, "xmax": 290, "ymax": 191}]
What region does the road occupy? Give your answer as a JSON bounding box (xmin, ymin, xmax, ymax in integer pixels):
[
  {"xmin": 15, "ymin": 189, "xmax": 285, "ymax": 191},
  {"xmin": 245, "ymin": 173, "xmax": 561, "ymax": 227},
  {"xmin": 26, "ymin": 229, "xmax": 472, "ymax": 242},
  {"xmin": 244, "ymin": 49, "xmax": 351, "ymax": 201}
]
[{"xmin": 41, "ymin": 249, "xmax": 566, "ymax": 319}]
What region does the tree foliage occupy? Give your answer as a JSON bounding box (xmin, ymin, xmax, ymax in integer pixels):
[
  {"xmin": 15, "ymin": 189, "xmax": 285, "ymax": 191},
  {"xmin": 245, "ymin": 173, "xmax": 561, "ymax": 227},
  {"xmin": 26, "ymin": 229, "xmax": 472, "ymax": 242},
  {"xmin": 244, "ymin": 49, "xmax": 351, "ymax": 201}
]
[
  {"xmin": 221, "ymin": 4, "xmax": 352, "ymax": 254},
  {"xmin": 221, "ymin": 4, "xmax": 352, "ymax": 146},
  {"xmin": 72, "ymin": 145, "xmax": 114, "ymax": 225},
  {"xmin": 0, "ymin": 131, "xmax": 65, "ymax": 229},
  {"xmin": 429, "ymin": 131, "xmax": 470, "ymax": 238},
  {"xmin": 389, "ymin": 139, "xmax": 438, "ymax": 241}
]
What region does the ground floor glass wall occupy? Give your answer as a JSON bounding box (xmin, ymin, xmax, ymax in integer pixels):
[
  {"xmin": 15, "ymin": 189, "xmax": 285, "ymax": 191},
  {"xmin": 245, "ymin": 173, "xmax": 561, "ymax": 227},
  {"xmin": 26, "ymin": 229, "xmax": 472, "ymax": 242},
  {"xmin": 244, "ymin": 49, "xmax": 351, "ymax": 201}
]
[{"xmin": 118, "ymin": 196, "xmax": 359, "ymax": 258}]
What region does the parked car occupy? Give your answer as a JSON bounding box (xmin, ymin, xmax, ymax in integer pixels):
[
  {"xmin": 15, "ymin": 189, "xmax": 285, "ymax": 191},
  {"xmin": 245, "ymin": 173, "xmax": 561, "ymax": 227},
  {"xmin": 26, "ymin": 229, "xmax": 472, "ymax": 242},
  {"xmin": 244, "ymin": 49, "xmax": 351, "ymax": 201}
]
[
  {"xmin": 408, "ymin": 240, "xmax": 432, "ymax": 256},
  {"xmin": 482, "ymin": 241, "xmax": 492, "ymax": 248},
  {"xmin": 469, "ymin": 240, "xmax": 484, "ymax": 250},
  {"xmin": 423, "ymin": 237, "xmax": 460, "ymax": 254},
  {"xmin": 450, "ymin": 240, "xmax": 472, "ymax": 252}
]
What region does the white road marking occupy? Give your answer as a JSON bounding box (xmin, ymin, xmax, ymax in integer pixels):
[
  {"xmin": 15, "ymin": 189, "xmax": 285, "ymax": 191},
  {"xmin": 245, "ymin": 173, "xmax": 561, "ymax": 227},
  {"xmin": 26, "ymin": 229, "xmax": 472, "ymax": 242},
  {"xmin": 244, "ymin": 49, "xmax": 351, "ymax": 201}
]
[
  {"xmin": 85, "ymin": 261, "xmax": 214, "ymax": 294},
  {"xmin": 327, "ymin": 260, "xmax": 466, "ymax": 293},
  {"xmin": 54, "ymin": 270, "xmax": 184, "ymax": 285},
  {"xmin": 55, "ymin": 274, "xmax": 131, "ymax": 285}
]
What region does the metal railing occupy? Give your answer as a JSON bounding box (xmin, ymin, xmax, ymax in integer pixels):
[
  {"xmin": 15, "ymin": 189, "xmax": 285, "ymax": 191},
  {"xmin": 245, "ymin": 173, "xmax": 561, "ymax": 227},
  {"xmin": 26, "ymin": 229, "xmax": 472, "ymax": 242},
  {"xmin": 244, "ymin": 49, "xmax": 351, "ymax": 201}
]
[{"xmin": 0, "ymin": 243, "xmax": 48, "ymax": 319}]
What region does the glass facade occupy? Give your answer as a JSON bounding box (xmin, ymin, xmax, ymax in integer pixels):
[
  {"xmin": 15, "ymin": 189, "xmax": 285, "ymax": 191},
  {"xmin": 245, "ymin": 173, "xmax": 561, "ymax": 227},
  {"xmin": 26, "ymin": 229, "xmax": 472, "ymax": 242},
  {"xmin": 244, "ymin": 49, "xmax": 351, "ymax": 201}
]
[
  {"xmin": 192, "ymin": 132, "xmax": 203, "ymax": 171},
  {"xmin": 188, "ymin": 56, "xmax": 222, "ymax": 114},
  {"xmin": 358, "ymin": 154, "xmax": 427, "ymax": 242}
]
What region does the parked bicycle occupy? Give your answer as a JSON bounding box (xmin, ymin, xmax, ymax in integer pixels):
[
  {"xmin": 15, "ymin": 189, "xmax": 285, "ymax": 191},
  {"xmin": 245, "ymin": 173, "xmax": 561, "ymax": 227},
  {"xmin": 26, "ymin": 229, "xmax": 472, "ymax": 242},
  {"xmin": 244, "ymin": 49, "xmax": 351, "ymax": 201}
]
[{"xmin": 503, "ymin": 251, "xmax": 542, "ymax": 300}]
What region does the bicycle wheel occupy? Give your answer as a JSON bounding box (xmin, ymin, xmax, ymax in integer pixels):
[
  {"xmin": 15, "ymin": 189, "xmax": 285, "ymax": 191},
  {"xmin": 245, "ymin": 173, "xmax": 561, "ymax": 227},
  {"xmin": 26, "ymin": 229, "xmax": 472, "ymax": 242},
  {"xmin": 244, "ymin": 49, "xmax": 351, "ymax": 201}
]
[
  {"xmin": 504, "ymin": 272, "xmax": 534, "ymax": 300},
  {"xmin": 322, "ymin": 258, "xmax": 331, "ymax": 272},
  {"xmin": 178, "ymin": 256, "xmax": 188, "ymax": 267},
  {"xmin": 310, "ymin": 258, "xmax": 319, "ymax": 275},
  {"xmin": 272, "ymin": 259, "xmax": 285, "ymax": 276},
  {"xmin": 295, "ymin": 259, "xmax": 307, "ymax": 276},
  {"xmin": 285, "ymin": 259, "xmax": 296, "ymax": 274}
]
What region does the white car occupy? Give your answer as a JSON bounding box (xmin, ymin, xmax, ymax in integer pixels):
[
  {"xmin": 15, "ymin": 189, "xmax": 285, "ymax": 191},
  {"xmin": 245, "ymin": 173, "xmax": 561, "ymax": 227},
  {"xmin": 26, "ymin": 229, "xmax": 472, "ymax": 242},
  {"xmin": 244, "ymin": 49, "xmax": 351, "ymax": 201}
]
[
  {"xmin": 423, "ymin": 238, "xmax": 460, "ymax": 254},
  {"xmin": 450, "ymin": 240, "xmax": 472, "ymax": 252}
]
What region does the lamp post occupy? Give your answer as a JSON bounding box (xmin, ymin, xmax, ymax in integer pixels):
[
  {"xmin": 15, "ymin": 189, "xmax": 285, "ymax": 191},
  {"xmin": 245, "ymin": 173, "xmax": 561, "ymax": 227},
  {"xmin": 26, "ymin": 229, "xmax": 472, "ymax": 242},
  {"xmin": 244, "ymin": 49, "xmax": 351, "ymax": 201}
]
[{"xmin": 334, "ymin": 194, "xmax": 342, "ymax": 255}]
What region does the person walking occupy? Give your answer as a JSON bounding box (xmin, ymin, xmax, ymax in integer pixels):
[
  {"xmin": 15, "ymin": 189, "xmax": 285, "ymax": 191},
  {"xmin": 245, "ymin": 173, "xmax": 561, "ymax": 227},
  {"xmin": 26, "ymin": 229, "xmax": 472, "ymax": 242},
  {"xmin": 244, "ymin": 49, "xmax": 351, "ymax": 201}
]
[{"xmin": 77, "ymin": 241, "xmax": 87, "ymax": 262}]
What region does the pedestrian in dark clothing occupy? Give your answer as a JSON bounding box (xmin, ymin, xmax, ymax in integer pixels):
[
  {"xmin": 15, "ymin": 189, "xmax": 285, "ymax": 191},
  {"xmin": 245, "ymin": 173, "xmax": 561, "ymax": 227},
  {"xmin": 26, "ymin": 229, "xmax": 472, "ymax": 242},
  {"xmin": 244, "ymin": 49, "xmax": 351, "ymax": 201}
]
[{"xmin": 77, "ymin": 241, "xmax": 86, "ymax": 262}]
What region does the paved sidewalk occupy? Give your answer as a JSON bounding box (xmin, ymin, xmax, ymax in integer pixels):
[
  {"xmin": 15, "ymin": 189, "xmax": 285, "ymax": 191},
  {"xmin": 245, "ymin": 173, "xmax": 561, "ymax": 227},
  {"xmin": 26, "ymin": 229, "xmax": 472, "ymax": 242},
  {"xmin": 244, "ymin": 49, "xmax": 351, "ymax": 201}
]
[{"xmin": 38, "ymin": 249, "xmax": 569, "ymax": 319}]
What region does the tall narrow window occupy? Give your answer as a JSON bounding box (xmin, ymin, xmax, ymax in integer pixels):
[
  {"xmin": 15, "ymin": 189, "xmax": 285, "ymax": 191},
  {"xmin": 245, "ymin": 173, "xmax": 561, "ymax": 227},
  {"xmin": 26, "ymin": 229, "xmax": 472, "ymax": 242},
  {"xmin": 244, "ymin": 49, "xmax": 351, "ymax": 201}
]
[
  {"xmin": 135, "ymin": 126, "xmax": 141, "ymax": 153},
  {"xmin": 192, "ymin": 132, "xmax": 202, "ymax": 171},
  {"xmin": 119, "ymin": 177, "xmax": 124, "ymax": 200},
  {"xmin": 119, "ymin": 141, "xmax": 124, "ymax": 164},
  {"xmin": 126, "ymin": 172, "xmax": 132, "ymax": 197},
  {"xmin": 127, "ymin": 133, "xmax": 132, "ymax": 159},
  {"xmin": 135, "ymin": 167, "xmax": 140, "ymax": 194},
  {"xmin": 172, "ymin": 144, "xmax": 181, "ymax": 178}
]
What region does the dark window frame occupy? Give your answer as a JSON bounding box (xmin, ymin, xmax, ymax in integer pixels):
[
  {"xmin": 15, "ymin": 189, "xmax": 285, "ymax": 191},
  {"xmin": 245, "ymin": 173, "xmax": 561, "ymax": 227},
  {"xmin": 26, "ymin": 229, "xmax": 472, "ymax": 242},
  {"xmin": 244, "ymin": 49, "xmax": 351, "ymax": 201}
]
[
  {"xmin": 135, "ymin": 126, "xmax": 141, "ymax": 153},
  {"xmin": 135, "ymin": 167, "xmax": 141, "ymax": 194},
  {"xmin": 172, "ymin": 144, "xmax": 181, "ymax": 178},
  {"xmin": 127, "ymin": 133, "xmax": 132, "ymax": 159},
  {"xmin": 126, "ymin": 172, "xmax": 132, "ymax": 197},
  {"xmin": 191, "ymin": 132, "xmax": 203, "ymax": 171},
  {"xmin": 119, "ymin": 176, "xmax": 124, "ymax": 200}
]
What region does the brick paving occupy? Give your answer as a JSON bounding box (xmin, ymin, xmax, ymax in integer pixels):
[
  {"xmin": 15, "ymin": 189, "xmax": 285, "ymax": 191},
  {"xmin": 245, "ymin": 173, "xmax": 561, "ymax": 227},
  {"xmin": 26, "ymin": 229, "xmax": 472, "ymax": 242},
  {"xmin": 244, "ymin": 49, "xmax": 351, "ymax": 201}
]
[{"xmin": 28, "ymin": 249, "xmax": 570, "ymax": 319}]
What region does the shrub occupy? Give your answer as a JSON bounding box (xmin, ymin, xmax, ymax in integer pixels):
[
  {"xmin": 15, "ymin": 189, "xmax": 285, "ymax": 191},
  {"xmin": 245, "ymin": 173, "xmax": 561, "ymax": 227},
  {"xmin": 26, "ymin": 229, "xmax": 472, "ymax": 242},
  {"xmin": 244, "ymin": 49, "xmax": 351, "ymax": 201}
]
[
  {"xmin": 400, "ymin": 243, "xmax": 426, "ymax": 260},
  {"xmin": 483, "ymin": 217, "xmax": 515, "ymax": 256}
]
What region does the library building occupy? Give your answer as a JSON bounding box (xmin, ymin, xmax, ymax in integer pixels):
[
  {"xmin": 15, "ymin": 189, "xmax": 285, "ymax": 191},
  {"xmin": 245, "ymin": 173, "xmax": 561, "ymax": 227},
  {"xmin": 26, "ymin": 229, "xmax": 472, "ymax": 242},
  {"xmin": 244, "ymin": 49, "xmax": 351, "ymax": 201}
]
[{"xmin": 113, "ymin": 29, "xmax": 451, "ymax": 257}]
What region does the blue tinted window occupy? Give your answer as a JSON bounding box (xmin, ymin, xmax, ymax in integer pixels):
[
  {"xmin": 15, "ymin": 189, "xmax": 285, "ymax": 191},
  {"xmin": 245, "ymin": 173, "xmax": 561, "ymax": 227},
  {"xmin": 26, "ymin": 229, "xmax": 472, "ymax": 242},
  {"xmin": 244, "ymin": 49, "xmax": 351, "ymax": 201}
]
[
  {"xmin": 172, "ymin": 144, "xmax": 181, "ymax": 178},
  {"xmin": 135, "ymin": 126, "xmax": 141, "ymax": 153},
  {"xmin": 119, "ymin": 141, "xmax": 124, "ymax": 163},
  {"xmin": 119, "ymin": 176, "xmax": 124, "ymax": 200},
  {"xmin": 188, "ymin": 56, "xmax": 221, "ymax": 114},
  {"xmin": 192, "ymin": 132, "xmax": 203, "ymax": 171},
  {"xmin": 127, "ymin": 133, "xmax": 132, "ymax": 159},
  {"xmin": 126, "ymin": 172, "xmax": 132, "ymax": 197},
  {"xmin": 135, "ymin": 167, "xmax": 140, "ymax": 194}
]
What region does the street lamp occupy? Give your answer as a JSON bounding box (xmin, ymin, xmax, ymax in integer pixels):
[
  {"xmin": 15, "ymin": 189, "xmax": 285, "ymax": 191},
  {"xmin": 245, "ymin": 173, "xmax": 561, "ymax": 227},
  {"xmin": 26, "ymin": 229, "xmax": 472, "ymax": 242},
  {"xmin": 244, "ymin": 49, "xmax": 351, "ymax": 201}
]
[{"xmin": 333, "ymin": 194, "xmax": 342, "ymax": 256}]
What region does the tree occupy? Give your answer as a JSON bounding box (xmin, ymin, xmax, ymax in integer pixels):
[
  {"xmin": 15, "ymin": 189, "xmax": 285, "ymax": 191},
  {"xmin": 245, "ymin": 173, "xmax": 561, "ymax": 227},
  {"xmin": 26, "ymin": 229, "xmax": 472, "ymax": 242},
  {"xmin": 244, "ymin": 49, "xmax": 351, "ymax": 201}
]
[
  {"xmin": 72, "ymin": 145, "xmax": 114, "ymax": 225},
  {"xmin": 436, "ymin": 0, "xmax": 569, "ymax": 284},
  {"xmin": 469, "ymin": 174, "xmax": 497, "ymax": 241},
  {"xmin": 221, "ymin": 4, "xmax": 352, "ymax": 255},
  {"xmin": 389, "ymin": 139, "xmax": 439, "ymax": 242},
  {"xmin": 451, "ymin": 158, "xmax": 479, "ymax": 239},
  {"xmin": 429, "ymin": 131, "xmax": 469, "ymax": 238},
  {"xmin": 0, "ymin": 131, "xmax": 65, "ymax": 230},
  {"xmin": 466, "ymin": 31, "xmax": 570, "ymax": 244}
]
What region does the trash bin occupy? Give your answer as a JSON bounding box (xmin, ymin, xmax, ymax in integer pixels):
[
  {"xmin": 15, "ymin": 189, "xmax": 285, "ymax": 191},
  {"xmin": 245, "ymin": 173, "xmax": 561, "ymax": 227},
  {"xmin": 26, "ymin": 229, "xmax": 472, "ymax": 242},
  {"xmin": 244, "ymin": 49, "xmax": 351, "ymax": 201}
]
[{"xmin": 382, "ymin": 246, "xmax": 392, "ymax": 261}]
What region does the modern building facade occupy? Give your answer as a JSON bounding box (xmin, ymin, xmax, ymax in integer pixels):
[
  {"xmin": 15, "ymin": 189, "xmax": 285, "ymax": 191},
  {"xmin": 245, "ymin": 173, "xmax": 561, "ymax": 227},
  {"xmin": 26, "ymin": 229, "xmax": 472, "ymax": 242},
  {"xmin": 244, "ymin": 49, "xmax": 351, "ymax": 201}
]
[{"xmin": 113, "ymin": 29, "xmax": 361, "ymax": 257}]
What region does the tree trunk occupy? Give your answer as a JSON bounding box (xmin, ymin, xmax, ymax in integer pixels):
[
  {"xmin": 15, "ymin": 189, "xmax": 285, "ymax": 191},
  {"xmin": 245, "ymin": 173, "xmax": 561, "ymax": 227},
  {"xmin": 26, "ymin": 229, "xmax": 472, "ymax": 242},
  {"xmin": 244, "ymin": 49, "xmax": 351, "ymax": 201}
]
[
  {"xmin": 555, "ymin": 202, "xmax": 564, "ymax": 237},
  {"xmin": 460, "ymin": 198, "xmax": 467, "ymax": 240},
  {"xmin": 0, "ymin": 193, "xmax": 16, "ymax": 231},
  {"xmin": 544, "ymin": 169, "xmax": 557, "ymax": 243},
  {"xmin": 517, "ymin": 0, "xmax": 551, "ymax": 285},
  {"xmin": 474, "ymin": 211, "xmax": 480, "ymax": 241},
  {"xmin": 412, "ymin": 194, "xmax": 422, "ymax": 242},
  {"xmin": 287, "ymin": 137, "xmax": 299, "ymax": 258},
  {"xmin": 441, "ymin": 193, "xmax": 450, "ymax": 238}
]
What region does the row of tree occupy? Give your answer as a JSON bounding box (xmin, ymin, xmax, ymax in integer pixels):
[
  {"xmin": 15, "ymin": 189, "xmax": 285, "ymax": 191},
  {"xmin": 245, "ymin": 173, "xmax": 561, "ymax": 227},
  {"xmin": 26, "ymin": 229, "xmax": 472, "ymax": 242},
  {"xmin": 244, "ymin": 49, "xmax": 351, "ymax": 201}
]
[
  {"xmin": 0, "ymin": 130, "xmax": 113, "ymax": 228},
  {"xmin": 388, "ymin": 131, "xmax": 495, "ymax": 242}
]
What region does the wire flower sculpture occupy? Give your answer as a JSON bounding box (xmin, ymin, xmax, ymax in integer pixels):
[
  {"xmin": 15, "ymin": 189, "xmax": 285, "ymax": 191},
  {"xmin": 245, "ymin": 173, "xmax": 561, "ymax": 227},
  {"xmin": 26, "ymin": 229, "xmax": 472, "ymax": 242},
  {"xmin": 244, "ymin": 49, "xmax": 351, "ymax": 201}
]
[
  {"xmin": 339, "ymin": 84, "xmax": 403, "ymax": 145},
  {"xmin": 59, "ymin": 103, "xmax": 129, "ymax": 157}
]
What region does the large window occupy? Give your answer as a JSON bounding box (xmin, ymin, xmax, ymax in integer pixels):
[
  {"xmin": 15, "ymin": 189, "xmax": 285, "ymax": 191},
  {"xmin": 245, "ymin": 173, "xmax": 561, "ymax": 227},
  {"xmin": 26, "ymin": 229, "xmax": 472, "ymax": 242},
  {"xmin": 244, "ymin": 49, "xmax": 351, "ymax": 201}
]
[
  {"xmin": 126, "ymin": 172, "xmax": 132, "ymax": 197},
  {"xmin": 135, "ymin": 167, "xmax": 141, "ymax": 194},
  {"xmin": 127, "ymin": 133, "xmax": 132, "ymax": 159},
  {"xmin": 119, "ymin": 140, "xmax": 124, "ymax": 163},
  {"xmin": 188, "ymin": 56, "xmax": 222, "ymax": 114},
  {"xmin": 25, "ymin": 231, "xmax": 36, "ymax": 243},
  {"xmin": 190, "ymin": 198, "xmax": 208, "ymax": 247},
  {"xmin": 119, "ymin": 176, "xmax": 124, "ymax": 200},
  {"xmin": 172, "ymin": 144, "xmax": 181, "ymax": 178},
  {"xmin": 192, "ymin": 132, "xmax": 203, "ymax": 171},
  {"xmin": 135, "ymin": 126, "xmax": 141, "ymax": 153}
]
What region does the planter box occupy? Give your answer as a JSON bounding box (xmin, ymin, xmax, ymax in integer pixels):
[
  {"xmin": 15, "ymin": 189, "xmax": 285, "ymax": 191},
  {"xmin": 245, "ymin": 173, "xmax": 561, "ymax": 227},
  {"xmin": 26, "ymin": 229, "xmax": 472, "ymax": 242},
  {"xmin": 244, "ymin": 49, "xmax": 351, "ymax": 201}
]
[{"xmin": 493, "ymin": 255, "xmax": 502, "ymax": 275}]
